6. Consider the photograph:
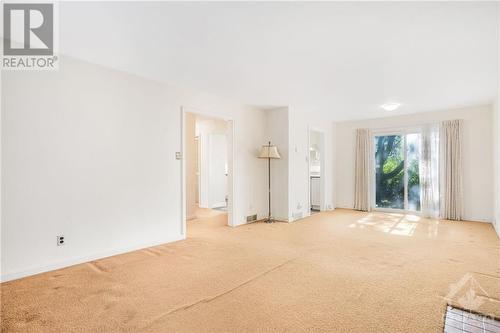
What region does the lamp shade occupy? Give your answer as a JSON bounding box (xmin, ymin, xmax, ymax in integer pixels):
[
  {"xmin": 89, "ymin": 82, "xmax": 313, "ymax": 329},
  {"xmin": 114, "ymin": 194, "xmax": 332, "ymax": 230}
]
[{"xmin": 258, "ymin": 143, "xmax": 281, "ymax": 159}]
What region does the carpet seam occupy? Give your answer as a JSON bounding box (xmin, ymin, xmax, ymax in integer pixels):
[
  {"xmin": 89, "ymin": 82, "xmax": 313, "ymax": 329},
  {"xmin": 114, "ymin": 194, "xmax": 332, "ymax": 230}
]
[{"xmin": 142, "ymin": 257, "xmax": 297, "ymax": 329}]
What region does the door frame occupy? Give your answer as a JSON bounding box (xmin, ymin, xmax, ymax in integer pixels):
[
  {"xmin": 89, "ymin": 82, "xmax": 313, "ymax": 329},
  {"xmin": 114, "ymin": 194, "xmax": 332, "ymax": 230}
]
[
  {"xmin": 194, "ymin": 135, "xmax": 200, "ymax": 205},
  {"xmin": 307, "ymin": 126, "xmax": 326, "ymax": 214},
  {"xmin": 180, "ymin": 107, "xmax": 235, "ymax": 238},
  {"xmin": 370, "ymin": 127, "xmax": 421, "ymax": 214}
]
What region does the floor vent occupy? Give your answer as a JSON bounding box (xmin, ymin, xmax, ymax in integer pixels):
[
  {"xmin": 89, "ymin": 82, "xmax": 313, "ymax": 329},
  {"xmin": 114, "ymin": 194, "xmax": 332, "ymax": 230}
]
[
  {"xmin": 444, "ymin": 306, "xmax": 500, "ymax": 333},
  {"xmin": 246, "ymin": 214, "xmax": 257, "ymax": 223}
]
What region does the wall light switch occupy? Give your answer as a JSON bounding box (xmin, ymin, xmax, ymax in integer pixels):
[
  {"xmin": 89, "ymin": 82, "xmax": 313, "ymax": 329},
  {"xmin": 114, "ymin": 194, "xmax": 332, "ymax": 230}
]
[{"xmin": 175, "ymin": 152, "xmax": 182, "ymax": 160}]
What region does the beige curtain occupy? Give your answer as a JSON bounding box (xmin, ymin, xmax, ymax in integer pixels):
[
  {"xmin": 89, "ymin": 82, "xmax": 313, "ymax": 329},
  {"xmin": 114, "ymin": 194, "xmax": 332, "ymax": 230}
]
[
  {"xmin": 440, "ymin": 120, "xmax": 463, "ymax": 221},
  {"xmin": 354, "ymin": 129, "xmax": 371, "ymax": 211}
]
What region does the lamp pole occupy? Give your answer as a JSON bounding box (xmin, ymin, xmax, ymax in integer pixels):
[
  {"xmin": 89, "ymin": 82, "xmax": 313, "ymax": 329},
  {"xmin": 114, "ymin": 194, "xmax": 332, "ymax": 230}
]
[
  {"xmin": 258, "ymin": 141, "xmax": 279, "ymax": 223},
  {"xmin": 267, "ymin": 141, "xmax": 272, "ymax": 223}
]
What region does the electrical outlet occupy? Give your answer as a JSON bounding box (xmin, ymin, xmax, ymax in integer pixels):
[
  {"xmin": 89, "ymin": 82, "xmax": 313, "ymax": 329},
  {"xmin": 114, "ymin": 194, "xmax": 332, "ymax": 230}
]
[
  {"xmin": 297, "ymin": 202, "xmax": 302, "ymax": 209},
  {"xmin": 57, "ymin": 235, "xmax": 65, "ymax": 246}
]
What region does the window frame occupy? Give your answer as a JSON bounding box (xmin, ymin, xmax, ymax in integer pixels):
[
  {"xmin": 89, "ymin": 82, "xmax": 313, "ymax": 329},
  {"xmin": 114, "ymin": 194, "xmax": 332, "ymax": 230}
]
[{"xmin": 370, "ymin": 126, "xmax": 422, "ymax": 214}]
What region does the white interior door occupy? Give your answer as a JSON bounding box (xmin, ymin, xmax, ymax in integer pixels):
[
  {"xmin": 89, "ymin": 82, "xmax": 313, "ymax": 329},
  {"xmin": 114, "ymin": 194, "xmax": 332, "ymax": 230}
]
[
  {"xmin": 208, "ymin": 134, "xmax": 228, "ymax": 208},
  {"xmin": 195, "ymin": 136, "xmax": 200, "ymax": 204}
]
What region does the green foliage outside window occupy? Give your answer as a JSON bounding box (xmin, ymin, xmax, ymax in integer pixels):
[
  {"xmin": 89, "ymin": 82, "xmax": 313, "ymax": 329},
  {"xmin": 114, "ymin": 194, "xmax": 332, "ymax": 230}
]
[{"xmin": 375, "ymin": 135, "xmax": 420, "ymax": 211}]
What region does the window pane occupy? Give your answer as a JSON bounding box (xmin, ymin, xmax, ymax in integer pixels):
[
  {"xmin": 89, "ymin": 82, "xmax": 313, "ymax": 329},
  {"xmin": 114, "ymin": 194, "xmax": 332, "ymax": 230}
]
[
  {"xmin": 374, "ymin": 135, "xmax": 404, "ymax": 209},
  {"xmin": 407, "ymin": 133, "xmax": 421, "ymax": 211}
]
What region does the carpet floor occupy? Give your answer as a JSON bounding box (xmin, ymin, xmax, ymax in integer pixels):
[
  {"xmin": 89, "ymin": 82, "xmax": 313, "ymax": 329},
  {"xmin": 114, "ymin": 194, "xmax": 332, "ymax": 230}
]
[{"xmin": 2, "ymin": 209, "xmax": 499, "ymax": 332}]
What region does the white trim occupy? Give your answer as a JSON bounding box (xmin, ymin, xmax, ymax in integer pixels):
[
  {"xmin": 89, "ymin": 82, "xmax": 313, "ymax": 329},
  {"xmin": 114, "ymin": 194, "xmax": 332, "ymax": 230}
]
[
  {"xmin": 404, "ymin": 134, "xmax": 409, "ymax": 210},
  {"xmin": 195, "ymin": 135, "xmax": 201, "ymax": 205},
  {"xmin": 371, "ymin": 128, "xmax": 423, "ymax": 213},
  {"xmin": 1, "ymin": 234, "xmax": 184, "ymax": 283},
  {"xmin": 181, "ymin": 109, "xmax": 186, "ymax": 236},
  {"xmin": 227, "ymin": 119, "xmax": 235, "ymax": 227}
]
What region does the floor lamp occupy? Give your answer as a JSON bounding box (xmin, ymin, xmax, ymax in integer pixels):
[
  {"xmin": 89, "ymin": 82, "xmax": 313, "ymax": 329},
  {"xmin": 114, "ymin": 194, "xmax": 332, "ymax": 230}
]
[{"xmin": 258, "ymin": 142, "xmax": 281, "ymax": 223}]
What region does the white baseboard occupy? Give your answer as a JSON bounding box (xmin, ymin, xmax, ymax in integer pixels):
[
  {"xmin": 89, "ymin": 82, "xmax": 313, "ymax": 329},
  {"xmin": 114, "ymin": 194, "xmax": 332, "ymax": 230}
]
[
  {"xmin": 1, "ymin": 234, "xmax": 185, "ymax": 283},
  {"xmin": 211, "ymin": 202, "xmax": 227, "ymax": 208},
  {"xmin": 464, "ymin": 218, "xmax": 492, "ymax": 224},
  {"xmin": 493, "ymin": 217, "xmax": 500, "ymax": 238}
]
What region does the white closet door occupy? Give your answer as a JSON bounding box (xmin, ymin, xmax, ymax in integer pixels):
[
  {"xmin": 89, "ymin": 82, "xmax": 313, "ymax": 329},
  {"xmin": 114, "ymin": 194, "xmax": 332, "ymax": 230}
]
[{"xmin": 208, "ymin": 134, "xmax": 228, "ymax": 208}]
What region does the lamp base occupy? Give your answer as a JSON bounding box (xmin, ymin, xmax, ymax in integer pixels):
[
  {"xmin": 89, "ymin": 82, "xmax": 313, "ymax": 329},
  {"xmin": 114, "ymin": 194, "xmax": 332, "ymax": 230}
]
[{"xmin": 264, "ymin": 217, "xmax": 276, "ymax": 223}]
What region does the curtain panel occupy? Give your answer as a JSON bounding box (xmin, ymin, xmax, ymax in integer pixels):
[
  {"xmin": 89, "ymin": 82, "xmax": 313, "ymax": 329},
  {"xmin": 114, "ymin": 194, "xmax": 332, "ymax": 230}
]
[
  {"xmin": 440, "ymin": 119, "xmax": 464, "ymax": 221},
  {"xmin": 354, "ymin": 128, "xmax": 371, "ymax": 211}
]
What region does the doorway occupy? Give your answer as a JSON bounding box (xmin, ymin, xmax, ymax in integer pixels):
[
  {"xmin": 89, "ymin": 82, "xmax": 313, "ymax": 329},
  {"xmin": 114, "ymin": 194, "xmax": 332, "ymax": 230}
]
[
  {"xmin": 372, "ymin": 132, "xmax": 421, "ymax": 212},
  {"xmin": 181, "ymin": 108, "xmax": 234, "ymax": 237},
  {"xmin": 308, "ymin": 128, "xmax": 326, "ymax": 215}
]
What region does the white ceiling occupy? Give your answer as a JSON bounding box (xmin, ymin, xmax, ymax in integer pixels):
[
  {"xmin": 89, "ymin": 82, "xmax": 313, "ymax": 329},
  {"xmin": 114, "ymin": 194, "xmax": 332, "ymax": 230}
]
[{"xmin": 59, "ymin": 2, "xmax": 499, "ymax": 121}]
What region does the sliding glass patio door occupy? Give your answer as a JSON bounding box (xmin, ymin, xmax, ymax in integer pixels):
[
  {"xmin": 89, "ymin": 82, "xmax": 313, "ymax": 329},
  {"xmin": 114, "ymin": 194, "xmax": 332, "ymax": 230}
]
[{"xmin": 374, "ymin": 132, "xmax": 421, "ymax": 212}]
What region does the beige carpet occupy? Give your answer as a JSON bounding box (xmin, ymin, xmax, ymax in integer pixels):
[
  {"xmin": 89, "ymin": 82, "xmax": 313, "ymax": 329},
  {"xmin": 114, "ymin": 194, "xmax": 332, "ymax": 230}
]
[{"xmin": 2, "ymin": 209, "xmax": 499, "ymax": 332}]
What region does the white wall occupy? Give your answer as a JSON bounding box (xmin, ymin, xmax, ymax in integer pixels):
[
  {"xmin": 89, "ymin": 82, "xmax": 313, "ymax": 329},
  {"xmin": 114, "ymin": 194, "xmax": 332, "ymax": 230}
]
[
  {"xmin": 264, "ymin": 107, "xmax": 289, "ymax": 221},
  {"xmin": 262, "ymin": 106, "xmax": 336, "ymax": 222},
  {"xmin": 335, "ymin": 105, "xmax": 494, "ymax": 223},
  {"xmin": 288, "ymin": 108, "xmax": 335, "ymax": 221},
  {"xmin": 494, "ymin": 3, "xmax": 500, "ymax": 237},
  {"xmin": 1, "ymin": 56, "xmax": 268, "ymax": 281}
]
